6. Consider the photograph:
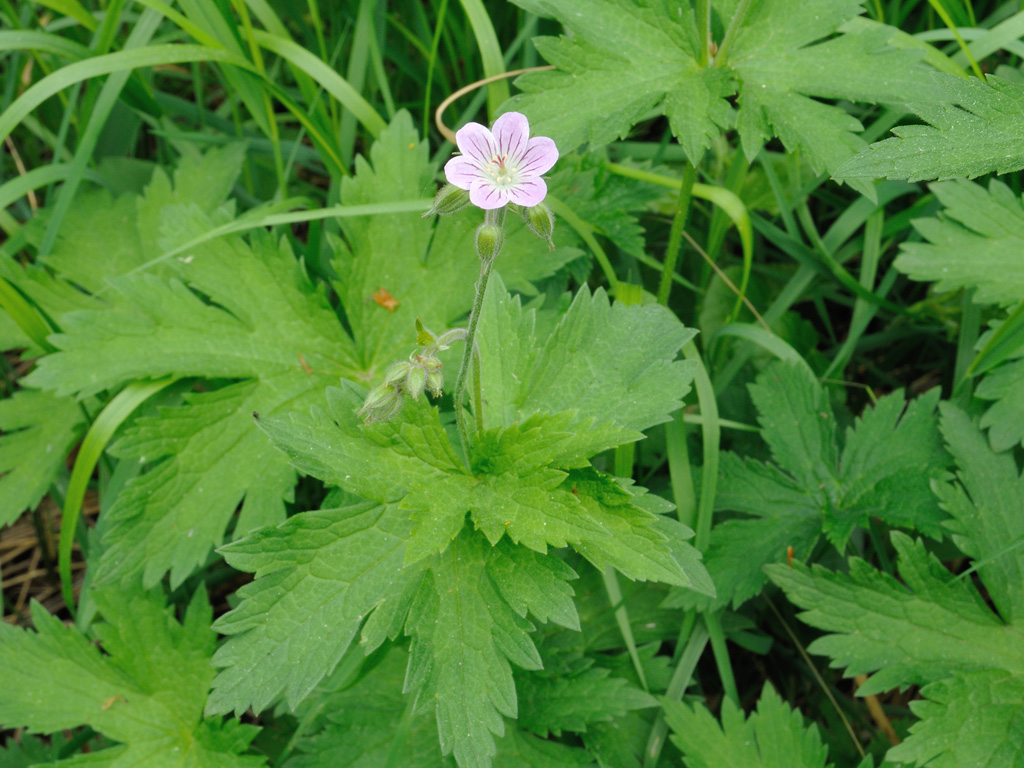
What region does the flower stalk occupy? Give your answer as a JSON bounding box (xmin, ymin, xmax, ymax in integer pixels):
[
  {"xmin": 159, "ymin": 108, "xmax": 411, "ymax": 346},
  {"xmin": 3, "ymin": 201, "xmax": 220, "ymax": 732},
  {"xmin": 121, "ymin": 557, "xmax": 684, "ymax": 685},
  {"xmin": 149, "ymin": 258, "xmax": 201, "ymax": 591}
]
[{"xmin": 452, "ymin": 206, "xmax": 504, "ymax": 460}]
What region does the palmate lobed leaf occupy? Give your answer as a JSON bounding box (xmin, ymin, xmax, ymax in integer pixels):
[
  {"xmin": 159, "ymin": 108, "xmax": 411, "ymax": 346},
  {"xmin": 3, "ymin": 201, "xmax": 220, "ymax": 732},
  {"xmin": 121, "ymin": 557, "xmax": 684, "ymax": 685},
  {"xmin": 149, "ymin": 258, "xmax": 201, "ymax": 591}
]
[
  {"xmin": 283, "ymin": 645, "xmax": 596, "ymax": 768},
  {"xmin": 215, "ymin": 274, "xmax": 709, "ymax": 767},
  {"xmin": 837, "ymin": 74, "xmax": 1024, "ymax": 183},
  {"xmin": 977, "ymin": 358, "xmax": 1024, "ymax": 451},
  {"xmin": 0, "ymin": 388, "xmax": 85, "ymax": 528},
  {"xmin": 893, "ymin": 178, "xmax": 1024, "ymax": 449},
  {"xmin": 515, "ymin": 666, "xmax": 657, "ymax": 737},
  {"xmin": 36, "ymin": 220, "xmax": 352, "ymax": 588},
  {"xmin": 283, "ymin": 646, "xmax": 455, "ymax": 768},
  {"xmin": 22, "ymin": 144, "xmax": 354, "ymax": 588},
  {"xmin": 505, "ymin": 0, "xmax": 943, "ymax": 190},
  {"xmin": 255, "ymin": 272, "xmax": 706, "ymax": 585},
  {"xmin": 210, "ymin": 503, "xmax": 581, "ymax": 768},
  {"xmin": 207, "ymin": 496, "xmax": 417, "ymax": 716},
  {"xmin": 257, "ymin": 379, "xmax": 702, "ymax": 585},
  {"xmin": 19, "ymin": 112, "xmax": 576, "ymax": 590},
  {"xmin": 671, "ymin": 361, "xmax": 947, "ymax": 611},
  {"xmin": 475, "ymin": 272, "xmax": 697, "ymax": 436},
  {"xmin": 767, "ymin": 405, "xmax": 1024, "ymax": 766},
  {"xmin": 896, "ymin": 178, "xmax": 1024, "ymax": 306},
  {"xmin": 0, "ymin": 587, "xmax": 263, "ymax": 768},
  {"xmin": 664, "ymin": 683, "xmax": 829, "ymax": 768}
]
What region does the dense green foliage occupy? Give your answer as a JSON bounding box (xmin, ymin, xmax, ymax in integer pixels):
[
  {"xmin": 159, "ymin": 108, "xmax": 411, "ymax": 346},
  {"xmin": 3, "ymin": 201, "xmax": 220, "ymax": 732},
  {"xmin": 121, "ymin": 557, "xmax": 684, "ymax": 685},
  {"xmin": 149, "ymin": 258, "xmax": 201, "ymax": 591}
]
[{"xmin": 2, "ymin": 0, "xmax": 1023, "ymax": 766}]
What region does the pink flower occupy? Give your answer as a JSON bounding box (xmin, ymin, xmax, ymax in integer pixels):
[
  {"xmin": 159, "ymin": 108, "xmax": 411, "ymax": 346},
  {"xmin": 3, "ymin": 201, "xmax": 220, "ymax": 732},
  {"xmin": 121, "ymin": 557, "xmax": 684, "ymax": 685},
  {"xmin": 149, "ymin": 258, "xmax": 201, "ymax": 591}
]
[{"xmin": 444, "ymin": 112, "xmax": 559, "ymax": 210}]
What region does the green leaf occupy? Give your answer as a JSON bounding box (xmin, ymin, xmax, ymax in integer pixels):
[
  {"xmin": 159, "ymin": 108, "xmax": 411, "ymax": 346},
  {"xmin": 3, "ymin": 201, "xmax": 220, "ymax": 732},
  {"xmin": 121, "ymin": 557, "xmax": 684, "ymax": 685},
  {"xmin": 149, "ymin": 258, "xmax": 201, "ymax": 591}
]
[
  {"xmin": 769, "ymin": 532, "xmax": 1020, "ymax": 694},
  {"xmin": 663, "ymin": 683, "xmax": 829, "ymax": 768},
  {"xmin": 492, "ymin": 729, "xmax": 594, "ymax": 767},
  {"xmin": 0, "ymin": 389, "xmax": 84, "ymax": 528},
  {"xmin": 208, "ymin": 487, "xmax": 581, "ymax": 767},
  {"xmin": 767, "ymin": 407, "xmax": 1024, "ymax": 768},
  {"xmin": 0, "ymin": 588, "xmax": 264, "ymax": 767},
  {"xmin": 284, "ymin": 647, "xmax": 453, "ymax": 768},
  {"xmin": 506, "ymin": 0, "xmax": 940, "ymax": 178},
  {"xmin": 261, "ymin": 382, "xmax": 706, "ymax": 586},
  {"xmin": 677, "ymin": 362, "xmax": 946, "ymax": 610},
  {"xmin": 895, "ymin": 179, "xmax": 1024, "ymax": 306},
  {"xmin": 934, "ymin": 403, "xmax": 1024, "ymax": 624},
  {"xmin": 887, "ymin": 669, "xmax": 1024, "ymax": 768},
  {"xmin": 19, "ymin": 146, "xmax": 353, "ymax": 589},
  {"xmin": 977, "ymin": 358, "xmax": 1024, "ymax": 451},
  {"xmin": 892, "ymin": 178, "xmax": 1024, "ymax": 451},
  {"xmin": 207, "ymin": 498, "xmax": 417, "ymax": 715},
  {"xmin": 516, "ymin": 666, "xmax": 657, "ymax": 737},
  {"xmin": 58, "ymin": 213, "xmax": 350, "ymax": 588},
  {"xmin": 405, "ymin": 530, "xmax": 542, "ymax": 768},
  {"xmin": 476, "ymin": 272, "xmax": 697, "ymax": 435},
  {"xmin": 504, "ymin": 1, "xmax": 731, "ymax": 162},
  {"xmin": 547, "ymin": 151, "xmax": 667, "ymax": 260},
  {"xmin": 837, "ymin": 74, "xmax": 1024, "ymax": 182},
  {"xmin": 284, "ymin": 645, "xmax": 594, "ymax": 768}
]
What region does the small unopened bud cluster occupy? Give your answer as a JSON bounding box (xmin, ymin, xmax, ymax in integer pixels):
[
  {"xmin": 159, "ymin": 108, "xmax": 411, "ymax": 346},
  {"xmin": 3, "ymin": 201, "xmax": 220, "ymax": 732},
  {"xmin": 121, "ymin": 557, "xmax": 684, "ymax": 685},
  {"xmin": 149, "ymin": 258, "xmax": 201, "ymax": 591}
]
[{"xmin": 357, "ymin": 320, "xmax": 468, "ymax": 424}]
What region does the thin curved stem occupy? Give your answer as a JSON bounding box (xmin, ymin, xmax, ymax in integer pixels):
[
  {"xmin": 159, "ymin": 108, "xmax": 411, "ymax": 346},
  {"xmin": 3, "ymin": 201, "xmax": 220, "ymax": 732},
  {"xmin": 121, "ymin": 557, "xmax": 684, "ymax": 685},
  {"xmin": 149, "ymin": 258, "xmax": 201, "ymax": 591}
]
[{"xmin": 657, "ymin": 163, "xmax": 697, "ymax": 307}]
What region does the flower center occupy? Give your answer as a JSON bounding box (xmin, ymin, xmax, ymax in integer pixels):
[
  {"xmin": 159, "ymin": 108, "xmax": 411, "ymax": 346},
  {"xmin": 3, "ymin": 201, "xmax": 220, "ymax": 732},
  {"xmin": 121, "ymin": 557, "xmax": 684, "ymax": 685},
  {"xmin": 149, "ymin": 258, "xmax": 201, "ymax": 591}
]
[{"xmin": 485, "ymin": 153, "xmax": 518, "ymax": 189}]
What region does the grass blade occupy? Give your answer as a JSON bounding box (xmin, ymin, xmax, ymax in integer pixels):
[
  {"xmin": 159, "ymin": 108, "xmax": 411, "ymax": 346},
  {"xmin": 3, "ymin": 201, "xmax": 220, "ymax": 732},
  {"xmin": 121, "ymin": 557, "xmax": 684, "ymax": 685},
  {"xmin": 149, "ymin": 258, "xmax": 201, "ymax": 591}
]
[{"xmin": 59, "ymin": 377, "xmax": 176, "ymax": 613}]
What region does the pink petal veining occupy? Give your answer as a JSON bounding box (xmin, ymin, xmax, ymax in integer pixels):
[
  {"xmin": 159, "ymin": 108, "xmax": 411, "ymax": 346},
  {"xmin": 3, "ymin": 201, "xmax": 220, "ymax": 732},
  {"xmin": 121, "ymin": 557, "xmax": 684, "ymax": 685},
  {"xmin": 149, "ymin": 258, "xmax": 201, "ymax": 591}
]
[
  {"xmin": 507, "ymin": 177, "xmax": 547, "ymax": 207},
  {"xmin": 491, "ymin": 112, "xmax": 530, "ymax": 160},
  {"xmin": 444, "ymin": 111, "xmax": 558, "ymax": 210},
  {"xmin": 469, "ymin": 178, "xmax": 509, "ymax": 209},
  {"xmin": 517, "ymin": 137, "xmax": 558, "ymax": 176},
  {"xmin": 454, "ymin": 122, "xmax": 494, "ymax": 165},
  {"xmin": 443, "ymin": 155, "xmax": 481, "ymax": 189}
]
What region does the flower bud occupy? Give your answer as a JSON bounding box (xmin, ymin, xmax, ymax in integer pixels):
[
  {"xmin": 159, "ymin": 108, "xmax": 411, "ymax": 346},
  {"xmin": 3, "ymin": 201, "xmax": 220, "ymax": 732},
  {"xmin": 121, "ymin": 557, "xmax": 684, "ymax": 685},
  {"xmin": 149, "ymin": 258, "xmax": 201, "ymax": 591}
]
[
  {"xmin": 404, "ymin": 365, "xmax": 427, "ymax": 401},
  {"xmin": 422, "ymin": 183, "xmax": 471, "ymax": 218},
  {"xmin": 426, "ymin": 369, "xmax": 444, "ymax": 398},
  {"xmin": 358, "ymin": 383, "xmax": 403, "ymax": 424},
  {"xmin": 382, "ymin": 361, "xmax": 412, "ymax": 388},
  {"xmin": 415, "ymin": 353, "xmax": 442, "ymax": 372},
  {"xmin": 475, "ymin": 223, "xmax": 504, "ymax": 262},
  {"xmin": 524, "ymin": 202, "xmax": 555, "ymax": 251}
]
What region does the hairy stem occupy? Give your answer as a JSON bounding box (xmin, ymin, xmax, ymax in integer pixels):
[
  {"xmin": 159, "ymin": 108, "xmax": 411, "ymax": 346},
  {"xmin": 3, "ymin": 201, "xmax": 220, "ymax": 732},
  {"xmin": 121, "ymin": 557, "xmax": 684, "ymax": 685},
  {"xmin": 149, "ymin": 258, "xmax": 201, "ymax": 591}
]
[
  {"xmin": 695, "ymin": 0, "xmax": 712, "ymax": 66},
  {"xmin": 453, "ymin": 208, "xmax": 503, "ymax": 464},
  {"xmin": 453, "ymin": 257, "xmax": 493, "ymax": 463}
]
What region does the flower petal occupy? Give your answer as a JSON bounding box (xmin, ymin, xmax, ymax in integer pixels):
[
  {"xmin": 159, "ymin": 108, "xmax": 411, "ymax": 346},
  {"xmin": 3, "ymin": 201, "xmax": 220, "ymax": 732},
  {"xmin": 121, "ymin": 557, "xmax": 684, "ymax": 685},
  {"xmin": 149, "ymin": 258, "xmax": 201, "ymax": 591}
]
[
  {"xmin": 469, "ymin": 178, "xmax": 509, "ymax": 209},
  {"xmin": 517, "ymin": 136, "xmax": 559, "ymax": 177},
  {"xmin": 508, "ymin": 176, "xmax": 548, "ymax": 208},
  {"xmin": 492, "ymin": 111, "xmax": 530, "ymax": 160},
  {"xmin": 444, "ymin": 155, "xmax": 484, "ymax": 189},
  {"xmin": 454, "ymin": 122, "xmax": 495, "ymax": 165}
]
